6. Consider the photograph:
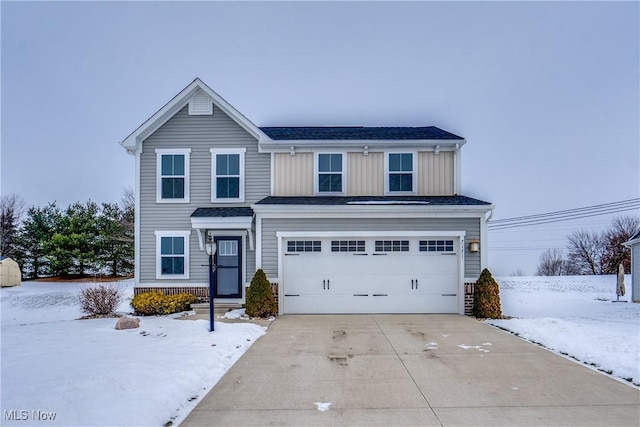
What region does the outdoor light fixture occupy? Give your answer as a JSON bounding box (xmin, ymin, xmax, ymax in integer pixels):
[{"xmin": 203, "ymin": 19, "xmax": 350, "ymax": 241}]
[
  {"xmin": 469, "ymin": 239, "xmax": 480, "ymax": 253},
  {"xmin": 205, "ymin": 236, "xmax": 217, "ymax": 332}
]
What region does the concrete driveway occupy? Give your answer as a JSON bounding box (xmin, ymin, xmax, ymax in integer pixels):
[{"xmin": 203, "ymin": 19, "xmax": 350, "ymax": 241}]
[{"xmin": 181, "ymin": 315, "xmax": 640, "ymax": 426}]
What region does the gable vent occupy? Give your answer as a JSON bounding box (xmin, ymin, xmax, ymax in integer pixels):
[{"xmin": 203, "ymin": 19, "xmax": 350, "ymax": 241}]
[{"xmin": 188, "ymin": 89, "xmax": 213, "ymax": 115}]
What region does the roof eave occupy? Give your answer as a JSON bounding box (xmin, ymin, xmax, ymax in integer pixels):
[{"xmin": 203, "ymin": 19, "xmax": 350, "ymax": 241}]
[
  {"xmin": 258, "ymin": 138, "xmax": 466, "ymax": 153},
  {"xmin": 252, "ymin": 203, "xmax": 494, "ymax": 215}
]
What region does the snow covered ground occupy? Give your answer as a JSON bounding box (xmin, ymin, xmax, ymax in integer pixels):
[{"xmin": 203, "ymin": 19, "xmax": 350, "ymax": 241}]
[
  {"xmin": 1, "ymin": 276, "xmax": 638, "ymax": 427},
  {"xmin": 0, "ymin": 280, "xmax": 266, "ymax": 426},
  {"xmin": 489, "ymin": 275, "xmax": 639, "ymax": 387}
]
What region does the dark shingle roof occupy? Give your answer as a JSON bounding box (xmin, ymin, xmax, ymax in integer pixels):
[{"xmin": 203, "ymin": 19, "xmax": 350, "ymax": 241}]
[
  {"xmin": 255, "ymin": 196, "xmax": 490, "ymax": 206},
  {"xmin": 191, "ymin": 207, "xmax": 253, "ymax": 218},
  {"xmin": 260, "ymin": 126, "xmax": 463, "ymax": 141}
]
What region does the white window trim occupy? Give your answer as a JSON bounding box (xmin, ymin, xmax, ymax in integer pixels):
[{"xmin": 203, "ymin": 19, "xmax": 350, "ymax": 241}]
[
  {"xmin": 314, "ymin": 152, "xmax": 347, "ymax": 195},
  {"xmin": 384, "ymin": 151, "xmax": 417, "ymax": 195},
  {"xmin": 155, "ymin": 230, "xmax": 191, "ymax": 280},
  {"xmin": 211, "ymin": 148, "xmax": 246, "ymax": 203},
  {"xmin": 156, "ymin": 149, "xmax": 191, "ymax": 203}
]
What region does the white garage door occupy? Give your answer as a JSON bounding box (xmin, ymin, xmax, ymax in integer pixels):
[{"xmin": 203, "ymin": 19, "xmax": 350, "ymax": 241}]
[{"xmin": 282, "ymin": 237, "xmax": 461, "ymax": 314}]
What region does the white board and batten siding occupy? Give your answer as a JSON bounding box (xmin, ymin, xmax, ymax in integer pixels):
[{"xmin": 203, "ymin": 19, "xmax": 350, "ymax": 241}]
[
  {"xmin": 273, "ymin": 151, "xmax": 454, "ymax": 197},
  {"xmin": 138, "ymin": 104, "xmax": 270, "ymax": 286}
]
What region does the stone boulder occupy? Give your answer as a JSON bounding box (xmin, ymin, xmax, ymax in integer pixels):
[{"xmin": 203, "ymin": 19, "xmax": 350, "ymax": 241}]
[{"xmin": 115, "ymin": 316, "xmax": 140, "ymax": 330}]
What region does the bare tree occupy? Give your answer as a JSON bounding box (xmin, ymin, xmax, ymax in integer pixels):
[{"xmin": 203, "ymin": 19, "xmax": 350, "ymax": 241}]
[
  {"xmin": 566, "ymin": 230, "xmax": 605, "ymax": 275},
  {"xmin": 601, "ymin": 215, "xmax": 639, "ymax": 274},
  {"xmin": 536, "ymin": 249, "xmax": 566, "ymax": 276},
  {"xmin": 0, "ymin": 194, "xmax": 26, "ymax": 256}
]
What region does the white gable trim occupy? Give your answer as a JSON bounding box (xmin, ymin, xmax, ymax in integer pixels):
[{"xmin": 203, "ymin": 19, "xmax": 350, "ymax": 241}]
[{"xmin": 120, "ymin": 78, "xmax": 269, "ymax": 154}]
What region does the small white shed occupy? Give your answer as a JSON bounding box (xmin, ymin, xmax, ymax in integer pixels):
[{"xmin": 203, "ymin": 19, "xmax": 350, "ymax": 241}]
[
  {"xmin": 0, "ymin": 256, "xmax": 22, "ymax": 287},
  {"xmin": 624, "ymin": 230, "xmax": 640, "ymax": 303}
]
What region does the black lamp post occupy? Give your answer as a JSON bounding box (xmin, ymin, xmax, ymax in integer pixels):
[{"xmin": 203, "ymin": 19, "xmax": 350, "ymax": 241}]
[{"xmin": 205, "ymin": 237, "xmax": 217, "ymax": 332}]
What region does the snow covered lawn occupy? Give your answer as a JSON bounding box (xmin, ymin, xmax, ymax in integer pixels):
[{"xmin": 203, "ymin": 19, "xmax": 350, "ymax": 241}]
[
  {"xmin": 0, "ymin": 280, "xmax": 266, "ymax": 426},
  {"xmin": 489, "ymin": 275, "xmax": 639, "ymax": 387}
]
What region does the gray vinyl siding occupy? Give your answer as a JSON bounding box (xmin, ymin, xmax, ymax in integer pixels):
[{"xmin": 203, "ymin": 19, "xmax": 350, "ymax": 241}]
[
  {"xmin": 633, "ymin": 243, "xmax": 639, "ymax": 302},
  {"xmin": 139, "ymin": 104, "xmax": 268, "ymax": 285},
  {"xmin": 260, "ymin": 217, "xmax": 481, "ymax": 279}
]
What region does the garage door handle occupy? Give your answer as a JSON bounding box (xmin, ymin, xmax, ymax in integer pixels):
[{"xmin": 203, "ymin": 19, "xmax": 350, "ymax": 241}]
[
  {"xmin": 415, "ymin": 279, "xmax": 418, "ymax": 289},
  {"xmin": 442, "ymin": 253, "xmax": 457, "ymax": 256},
  {"xmin": 373, "ymin": 294, "xmax": 388, "ymax": 297},
  {"xmin": 411, "ymin": 279, "xmax": 414, "ymax": 289},
  {"xmin": 284, "ymin": 294, "xmax": 300, "ymax": 297},
  {"xmin": 353, "ymin": 253, "xmax": 368, "ymax": 256},
  {"xmin": 442, "ymin": 293, "xmax": 457, "ymax": 297},
  {"xmin": 284, "ymin": 253, "xmax": 300, "ymax": 256},
  {"xmin": 372, "ymin": 253, "xmax": 387, "ymax": 256},
  {"xmin": 354, "ymin": 294, "xmax": 368, "ymax": 296},
  {"xmin": 323, "ymin": 279, "xmax": 326, "ymax": 290},
  {"xmin": 327, "ymin": 279, "xmax": 330, "ymax": 290}
]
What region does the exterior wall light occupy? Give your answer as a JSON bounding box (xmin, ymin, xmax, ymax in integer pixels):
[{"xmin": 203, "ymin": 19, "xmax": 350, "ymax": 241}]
[{"xmin": 469, "ymin": 239, "xmax": 480, "ymax": 253}]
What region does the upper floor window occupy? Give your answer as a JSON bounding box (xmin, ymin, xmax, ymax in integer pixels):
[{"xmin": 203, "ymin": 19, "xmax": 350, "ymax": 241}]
[
  {"xmin": 155, "ymin": 230, "xmax": 190, "ymax": 280},
  {"xmin": 211, "ymin": 148, "xmax": 245, "ymax": 202},
  {"xmin": 317, "ymin": 153, "xmax": 344, "ymax": 193},
  {"xmin": 156, "ymin": 149, "xmax": 190, "ymax": 203},
  {"xmin": 387, "ymin": 153, "xmax": 414, "ymax": 193}
]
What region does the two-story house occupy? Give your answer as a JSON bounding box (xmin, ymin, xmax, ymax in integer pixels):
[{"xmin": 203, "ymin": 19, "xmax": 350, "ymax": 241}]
[{"xmin": 120, "ymin": 78, "xmax": 494, "ymax": 315}]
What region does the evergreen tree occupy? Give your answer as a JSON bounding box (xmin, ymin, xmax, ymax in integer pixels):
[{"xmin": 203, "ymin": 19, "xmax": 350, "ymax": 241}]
[
  {"xmin": 473, "ymin": 268, "xmax": 503, "ymax": 319},
  {"xmin": 14, "ymin": 203, "xmax": 61, "ymax": 278},
  {"xmin": 245, "ymin": 269, "xmax": 277, "ymax": 318}
]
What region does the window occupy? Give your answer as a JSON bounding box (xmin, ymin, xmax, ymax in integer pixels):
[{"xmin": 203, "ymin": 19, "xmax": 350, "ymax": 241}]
[
  {"xmin": 287, "ymin": 240, "xmax": 321, "ymax": 253},
  {"xmin": 317, "ymin": 153, "xmax": 343, "ymax": 193},
  {"xmin": 218, "ymin": 240, "xmax": 238, "ymax": 256},
  {"xmin": 211, "ymin": 148, "xmax": 245, "ymax": 202},
  {"xmin": 331, "ymin": 240, "xmax": 365, "ymax": 252},
  {"xmin": 156, "ymin": 149, "xmax": 190, "ymax": 203},
  {"xmin": 375, "ymin": 240, "xmax": 409, "ymax": 252},
  {"xmin": 420, "ymin": 240, "xmax": 455, "ymax": 252},
  {"xmin": 155, "ymin": 231, "xmax": 191, "ymax": 279},
  {"xmin": 387, "ymin": 153, "xmax": 414, "ymax": 193}
]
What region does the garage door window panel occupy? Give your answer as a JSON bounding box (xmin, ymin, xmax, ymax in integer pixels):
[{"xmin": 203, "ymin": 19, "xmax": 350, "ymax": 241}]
[
  {"xmin": 287, "ymin": 240, "xmax": 322, "ymax": 253},
  {"xmin": 331, "ymin": 240, "xmax": 365, "ymax": 252},
  {"xmin": 420, "ymin": 240, "xmax": 455, "ymax": 252},
  {"xmin": 375, "ymin": 240, "xmax": 409, "ymax": 252}
]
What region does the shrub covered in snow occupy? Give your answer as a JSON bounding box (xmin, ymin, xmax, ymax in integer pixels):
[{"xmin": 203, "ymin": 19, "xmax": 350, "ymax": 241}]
[
  {"xmin": 473, "ymin": 268, "xmax": 503, "ymax": 319},
  {"xmin": 131, "ymin": 291, "xmax": 198, "ymax": 315},
  {"xmin": 245, "ymin": 269, "xmax": 277, "ymax": 318},
  {"xmin": 77, "ymin": 283, "xmax": 125, "ymax": 317}
]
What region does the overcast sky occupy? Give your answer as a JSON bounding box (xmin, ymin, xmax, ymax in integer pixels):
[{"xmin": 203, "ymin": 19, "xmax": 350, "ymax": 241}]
[{"xmin": 2, "ymin": 1, "xmax": 638, "ymax": 275}]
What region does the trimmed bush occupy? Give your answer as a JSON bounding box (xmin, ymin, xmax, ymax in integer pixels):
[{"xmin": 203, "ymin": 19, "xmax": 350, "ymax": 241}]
[
  {"xmin": 78, "ymin": 283, "xmax": 125, "ymax": 316},
  {"xmin": 473, "ymin": 268, "xmax": 503, "ymax": 319},
  {"xmin": 245, "ymin": 269, "xmax": 277, "ymax": 318},
  {"xmin": 131, "ymin": 291, "xmax": 198, "ymax": 315}
]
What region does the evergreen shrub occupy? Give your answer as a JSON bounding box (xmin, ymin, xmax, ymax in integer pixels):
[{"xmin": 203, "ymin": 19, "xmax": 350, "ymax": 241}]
[
  {"xmin": 131, "ymin": 292, "xmax": 198, "ymax": 315},
  {"xmin": 245, "ymin": 269, "xmax": 277, "ymax": 318},
  {"xmin": 472, "ymin": 268, "xmax": 503, "ymax": 319}
]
